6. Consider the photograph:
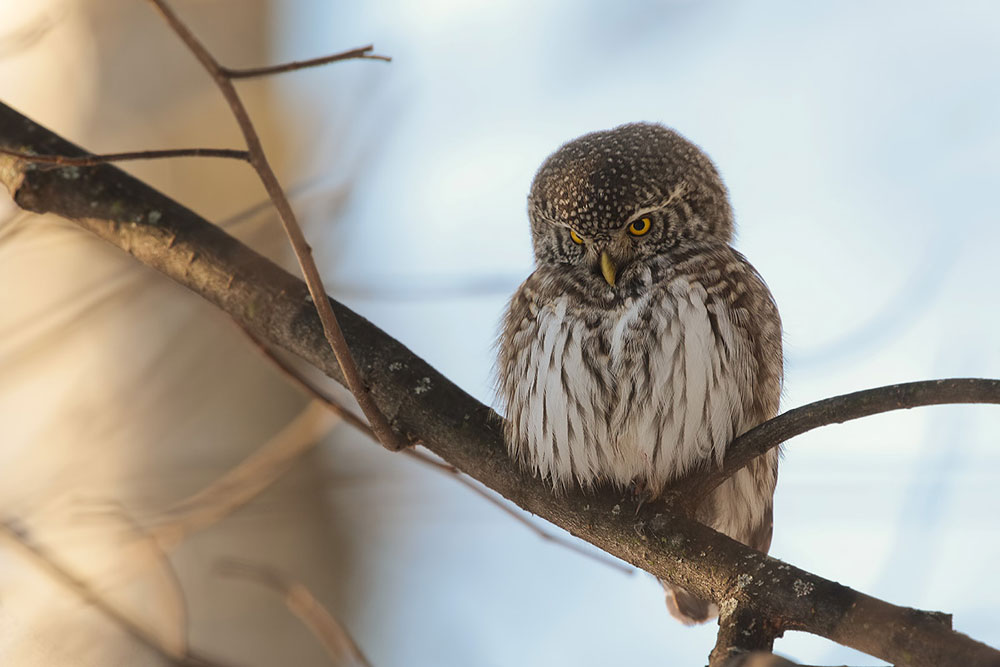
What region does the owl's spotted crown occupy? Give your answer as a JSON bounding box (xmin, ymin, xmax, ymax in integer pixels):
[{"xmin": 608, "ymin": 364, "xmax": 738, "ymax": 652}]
[{"xmin": 527, "ymin": 122, "xmax": 734, "ymax": 245}]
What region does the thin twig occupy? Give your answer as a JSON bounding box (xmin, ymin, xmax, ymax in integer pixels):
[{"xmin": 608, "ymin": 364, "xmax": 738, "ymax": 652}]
[
  {"xmin": 146, "ymin": 0, "xmax": 405, "ymax": 451},
  {"xmin": 221, "ymin": 45, "xmax": 390, "ymax": 79},
  {"xmin": 0, "ymin": 519, "xmax": 237, "ymax": 667},
  {"xmin": 408, "ymin": 448, "xmax": 634, "ymax": 574},
  {"xmin": 240, "ymin": 325, "xmax": 633, "ymax": 575},
  {"xmin": 0, "ymin": 146, "xmax": 250, "ymax": 166},
  {"xmin": 0, "ymin": 9, "xmax": 60, "ymax": 59},
  {"xmin": 216, "ymin": 559, "xmax": 372, "ymax": 667},
  {"xmin": 238, "ymin": 326, "xmax": 374, "ymax": 436}
]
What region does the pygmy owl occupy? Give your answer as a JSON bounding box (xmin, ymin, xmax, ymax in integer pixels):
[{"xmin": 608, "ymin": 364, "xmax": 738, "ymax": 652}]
[{"xmin": 496, "ymin": 123, "xmax": 782, "ymax": 624}]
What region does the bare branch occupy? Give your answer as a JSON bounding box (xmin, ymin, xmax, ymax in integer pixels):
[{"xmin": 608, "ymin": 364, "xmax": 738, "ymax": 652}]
[
  {"xmin": 216, "ymin": 559, "xmax": 372, "ymax": 666},
  {"xmin": 0, "ymin": 519, "xmax": 237, "ymax": 667},
  {"xmin": 150, "ymin": 402, "xmax": 337, "ymax": 549},
  {"xmin": 406, "ymin": 448, "xmax": 634, "ymax": 574},
  {"xmin": 145, "ymin": 0, "xmax": 405, "ymax": 451},
  {"xmin": 674, "ymin": 378, "xmax": 1000, "ymax": 511},
  {"xmin": 0, "ymin": 146, "xmax": 250, "ymax": 166},
  {"xmin": 2, "ymin": 102, "xmax": 998, "ymax": 667},
  {"xmin": 221, "ymin": 45, "xmax": 391, "ymax": 79}
]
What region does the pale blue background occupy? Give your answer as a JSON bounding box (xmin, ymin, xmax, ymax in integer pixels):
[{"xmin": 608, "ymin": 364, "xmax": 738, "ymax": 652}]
[{"xmin": 270, "ymin": 1, "xmax": 999, "ymax": 664}]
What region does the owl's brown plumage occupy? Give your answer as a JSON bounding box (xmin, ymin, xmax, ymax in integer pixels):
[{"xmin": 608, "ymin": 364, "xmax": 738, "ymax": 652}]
[{"xmin": 496, "ymin": 123, "xmax": 782, "ymax": 624}]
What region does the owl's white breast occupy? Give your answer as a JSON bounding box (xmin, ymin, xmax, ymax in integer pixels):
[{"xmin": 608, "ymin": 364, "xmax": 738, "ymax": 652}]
[{"xmin": 506, "ymin": 277, "xmax": 751, "ymax": 495}]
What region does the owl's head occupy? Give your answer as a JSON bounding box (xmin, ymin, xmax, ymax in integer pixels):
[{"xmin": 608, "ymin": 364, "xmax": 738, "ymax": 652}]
[{"xmin": 527, "ymin": 122, "xmax": 733, "ymax": 287}]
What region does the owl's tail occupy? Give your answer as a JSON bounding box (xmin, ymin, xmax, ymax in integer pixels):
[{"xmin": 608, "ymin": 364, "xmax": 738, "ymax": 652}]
[{"xmin": 662, "ymin": 582, "xmax": 719, "ymax": 625}]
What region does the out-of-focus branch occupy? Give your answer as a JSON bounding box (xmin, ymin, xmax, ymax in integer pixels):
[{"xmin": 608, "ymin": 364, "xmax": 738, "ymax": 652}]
[
  {"xmin": 3, "ymin": 103, "xmax": 999, "ymax": 667},
  {"xmin": 0, "ymin": 519, "xmax": 237, "ymax": 667},
  {"xmin": 145, "ymin": 0, "xmax": 404, "ymax": 451},
  {"xmin": 0, "ymin": 9, "xmax": 59, "ymax": 59},
  {"xmin": 150, "ymin": 402, "xmax": 337, "ymax": 550},
  {"xmin": 216, "ymin": 559, "xmax": 372, "ymax": 667},
  {"xmin": 88, "ymin": 503, "xmax": 190, "ymax": 656}
]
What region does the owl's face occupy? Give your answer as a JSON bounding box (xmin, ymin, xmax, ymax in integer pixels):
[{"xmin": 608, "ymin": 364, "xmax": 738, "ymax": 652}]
[{"xmin": 527, "ymin": 122, "xmax": 733, "ymax": 289}]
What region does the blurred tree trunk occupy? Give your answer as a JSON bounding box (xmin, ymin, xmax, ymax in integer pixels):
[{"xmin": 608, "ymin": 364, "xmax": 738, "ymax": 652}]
[{"xmin": 0, "ymin": 2, "xmax": 369, "ymax": 665}]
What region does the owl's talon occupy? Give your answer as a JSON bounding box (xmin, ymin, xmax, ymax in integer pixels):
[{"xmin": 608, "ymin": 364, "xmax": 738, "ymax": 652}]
[{"xmin": 630, "ymin": 479, "xmax": 651, "ymax": 514}]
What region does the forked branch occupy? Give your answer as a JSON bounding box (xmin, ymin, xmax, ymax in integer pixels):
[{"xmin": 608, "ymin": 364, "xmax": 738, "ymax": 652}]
[{"xmin": 145, "ymin": 0, "xmax": 403, "ymax": 451}]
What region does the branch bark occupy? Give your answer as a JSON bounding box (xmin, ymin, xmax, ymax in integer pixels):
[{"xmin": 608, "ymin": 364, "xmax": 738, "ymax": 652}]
[
  {"xmin": 710, "ymin": 605, "xmax": 778, "ymax": 667},
  {"xmin": 220, "ymin": 44, "xmax": 390, "ymax": 79},
  {"xmin": 0, "ymin": 146, "xmax": 250, "ymax": 166},
  {"xmin": 3, "ymin": 102, "xmax": 999, "ymax": 667}
]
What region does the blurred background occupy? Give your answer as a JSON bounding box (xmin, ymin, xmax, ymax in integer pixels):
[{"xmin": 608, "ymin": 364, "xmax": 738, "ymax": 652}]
[{"xmin": 1, "ymin": 0, "xmax": 998, "ymax": 665}]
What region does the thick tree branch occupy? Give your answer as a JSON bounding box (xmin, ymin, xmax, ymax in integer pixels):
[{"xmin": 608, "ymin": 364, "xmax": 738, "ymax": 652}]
[
  {"xmin": 710, "ymin": 605, "xmax": 778, "ymax": 667},
  {"xmin": 0, "ymin": 146, "xmax": 250, "ymax": 166},
  {"xmin": 238, "ymin": 327, "xmax": 632, "ymax": 573},
  {"xmin": 3, "ymin": 103, "xmax": 999, "ymax": 667}
]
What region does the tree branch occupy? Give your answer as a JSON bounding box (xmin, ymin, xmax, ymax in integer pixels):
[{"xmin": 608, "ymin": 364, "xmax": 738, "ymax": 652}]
[
  {"xmin": 0, "ymin": 519, "xmax": 238, "ymax": 667},
  {"xmin": 710, "ymin": 605, "xmax": 779, "ymax": 667},
  {"xmin": 237, "ymin": 326, "xmax": 632, "ymax": 573},
  {"xmin": 145, "ymin": 0, "xmax": 405, "ymax": 451},
  {"xmin": 3, "ymin": 102, "xmax": 999, "ymax": 667},
  {"xmin": 674, "ymin": 378, "xmax": 1000, "ymax": 511},
  {"xmin": 220, "ymin": 45, "xmax": 390, "ymax": 79},
  {"xmin": 216, "ymin": 559, "xmax": 372, "ymax": 666},
  {"xmin": 0, "ymin": 146, "xmax": 250, "ymax": 166}
]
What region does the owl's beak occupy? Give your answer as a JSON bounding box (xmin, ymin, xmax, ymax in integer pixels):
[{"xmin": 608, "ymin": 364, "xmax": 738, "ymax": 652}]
[{"xmin": 600, "ymin": 251, "xmax": 617, "ymax": 287}]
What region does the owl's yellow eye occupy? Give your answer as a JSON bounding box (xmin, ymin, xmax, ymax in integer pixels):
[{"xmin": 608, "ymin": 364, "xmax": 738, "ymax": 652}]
[
  {"xmin": 628, "ymin": 217, "xmax": 652, "ymax": 236},
  {"xmin": 569, "ymin": 229, "xmax": 584, "ymax": 244}
]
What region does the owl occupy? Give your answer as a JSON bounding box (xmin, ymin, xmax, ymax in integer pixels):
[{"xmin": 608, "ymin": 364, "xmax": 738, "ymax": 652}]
[{"xmin": 496, "ymin": 122, "xmax": 782, "ymax": 624}]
